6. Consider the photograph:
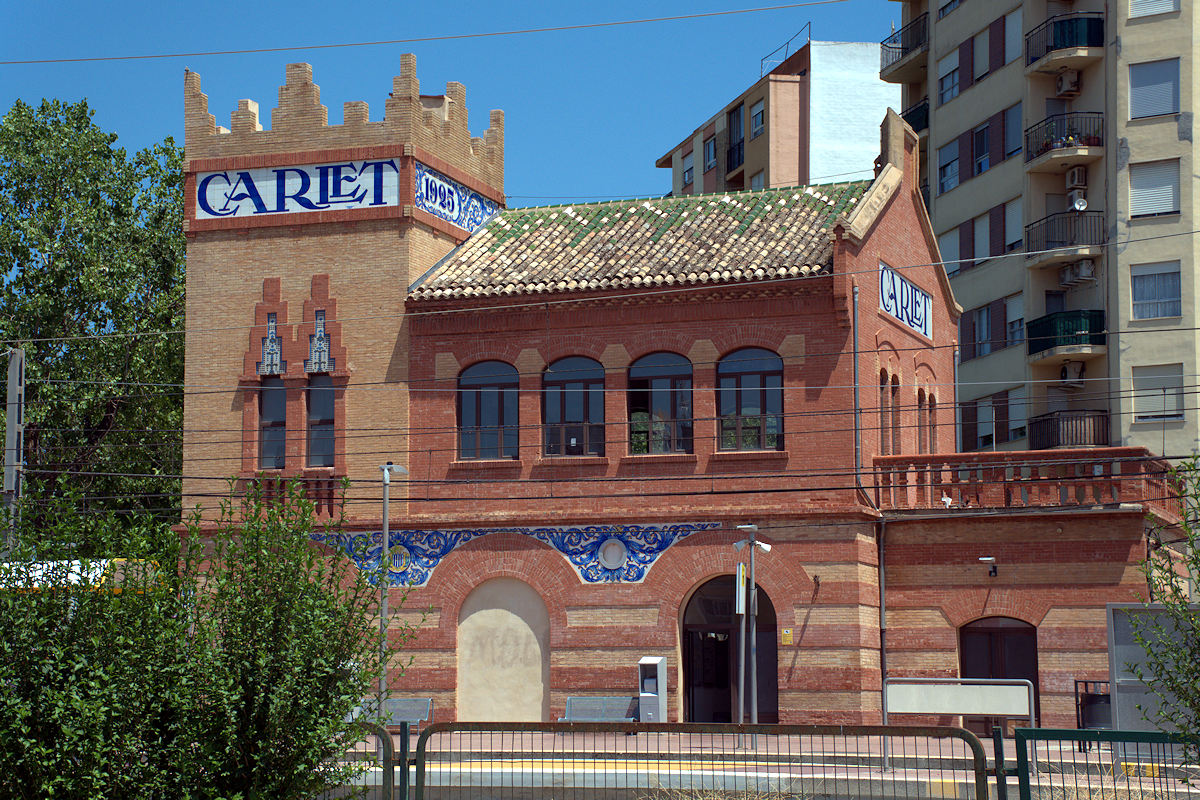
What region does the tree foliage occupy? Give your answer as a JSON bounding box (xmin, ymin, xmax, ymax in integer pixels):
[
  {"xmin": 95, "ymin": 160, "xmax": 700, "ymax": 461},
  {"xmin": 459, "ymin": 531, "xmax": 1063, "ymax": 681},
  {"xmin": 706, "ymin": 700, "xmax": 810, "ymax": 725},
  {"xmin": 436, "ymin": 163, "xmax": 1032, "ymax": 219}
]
[
  {"xmin": 0, "ymin": 483, "xmax": 409, "ymax": 799},
  {"xmin": 0, "ymin": 98, "xmax": 185, "ymax": 544},
  {"xmin": 1134, "ymin": 456, "xmax": 1200, "ymax": 763}
]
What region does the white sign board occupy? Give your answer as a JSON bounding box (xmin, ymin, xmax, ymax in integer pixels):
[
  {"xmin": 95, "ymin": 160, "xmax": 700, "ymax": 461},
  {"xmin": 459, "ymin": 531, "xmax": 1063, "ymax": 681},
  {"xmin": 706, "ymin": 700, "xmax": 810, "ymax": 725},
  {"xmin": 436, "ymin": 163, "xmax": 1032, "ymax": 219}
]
[
  {"xmin": 885, "ymin": 681, "xmax": 1032, "ymax": 718},
  {"xmin": 879, "ymin": 260, "xmax": 933, "ymax": 338},
  {"xmin": 195, "ymin": 159, "xmax": 400, "ymax": 219}
]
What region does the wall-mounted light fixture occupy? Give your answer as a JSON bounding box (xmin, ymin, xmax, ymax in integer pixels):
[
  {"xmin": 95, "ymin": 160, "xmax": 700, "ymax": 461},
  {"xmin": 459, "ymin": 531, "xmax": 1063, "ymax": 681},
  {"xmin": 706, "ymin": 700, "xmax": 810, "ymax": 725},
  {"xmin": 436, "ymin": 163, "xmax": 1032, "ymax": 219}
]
[{"xmin": 979, "ymin": 556, "xmax": 998, "ymax": 577}]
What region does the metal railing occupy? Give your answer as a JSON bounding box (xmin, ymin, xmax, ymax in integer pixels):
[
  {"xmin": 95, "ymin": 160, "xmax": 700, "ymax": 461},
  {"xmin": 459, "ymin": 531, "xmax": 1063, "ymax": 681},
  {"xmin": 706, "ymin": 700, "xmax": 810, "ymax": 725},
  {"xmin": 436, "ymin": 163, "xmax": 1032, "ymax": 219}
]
[
  {"xmin": 414, "ymin": 722, "xmax": 990, "ymax": 800},
  {"xmin": 1025, "ymin": 12, "xmax": 1104, "ymax": 66},
  {"xmin": 243, "ymin": 473, "xmax": 344, "ymax": 516},
  {"xmin": 726, "ymin": 139, "xmax": 744, "ymax": 171},
  {"xmin": 881, "ymin": 13, "xmax": 929, "ymax": 71},
  {"xmin": 1015, "ymin": 728, "xmax": 1198, "ymax": 800},
  {"xmin": 1024, "ymin": 112, "xmax": 1103, "ymax": 161},
  {"xmin": 1024, "ymin": 211, "xmax": 1105, "ymax": 256},
  {"xmin": 1029, "ymin": 409, "xmax": 1109, "ymax": 450},
  {"xmin": 322, "ymin": 719, "xmax": 396, "ymax": 800},
  {"xmin": 1026, "ymin": 309, "xmax": 1106, "ymax": 358},
  {"xmin": 901, "ymin": 98, "xmax": 930, "ymax": 133}
]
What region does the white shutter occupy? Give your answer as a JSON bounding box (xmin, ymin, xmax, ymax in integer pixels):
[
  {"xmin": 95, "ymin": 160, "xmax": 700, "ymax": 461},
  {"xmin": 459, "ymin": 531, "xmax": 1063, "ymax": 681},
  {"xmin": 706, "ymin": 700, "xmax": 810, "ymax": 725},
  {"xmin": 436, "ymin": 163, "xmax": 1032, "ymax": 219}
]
[
  {"xmin": 1004, "ymin": 8, "xmax": 1023, "ymax": 63},
  {"xmin": 974, "ymin": 31, "xmax": 989, "ymax": 78},
  {"xmin": 1130, "ymin": 59, "xmax": 1179, "ymax": 118},
  {"xmin": 973, "ymin": 213, "xmax": 989, "ymax": 260},
  {"xmin": 938, "ymin": 230, "xmax": 959, "ymax": 272},
  {"xmin": 1130, "ymin": 160, "xmax": 1180, "ymax": 216},
  {"xmin": 938, "ymin": 52, "xmax": 959, "ymax": 78},
  {"xmin": 1133, "ymin": 364, "xmax": 1184, "ymax": 419},
  {"xmin": 1007, "ymin": 387, "xmax": 1027, "ymax": 437},
  {"xmin": 1130, "ymin": 0, "xmax": 1180, "ymax": 18},
  {"xmin": 1005, "ymin": 197, "xmax": 1023, "ymax": 247}
]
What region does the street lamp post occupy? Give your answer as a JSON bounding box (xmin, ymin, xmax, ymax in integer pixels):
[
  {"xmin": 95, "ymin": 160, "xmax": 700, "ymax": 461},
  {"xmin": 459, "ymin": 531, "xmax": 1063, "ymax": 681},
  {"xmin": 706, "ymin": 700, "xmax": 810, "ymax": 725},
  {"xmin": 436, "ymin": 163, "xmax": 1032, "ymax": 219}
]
[
  {"xmin": 379, "ymin": 461, "xmax": 407, "ymax": 720},
  {"xmin": 734, "ymin": 523, "xmax": 771, "ymax": 741}
]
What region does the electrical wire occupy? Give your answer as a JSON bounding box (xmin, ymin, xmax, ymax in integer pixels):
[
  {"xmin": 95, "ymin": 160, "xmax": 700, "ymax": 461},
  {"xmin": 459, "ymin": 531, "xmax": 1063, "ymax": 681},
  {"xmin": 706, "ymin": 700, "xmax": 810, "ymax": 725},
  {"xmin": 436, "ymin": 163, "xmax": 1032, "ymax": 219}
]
[
  {"xmin": 0, "ymin": 2, "xmax": 849, "ymax": 66},
  {"xmin": 6, "ymin": 224, "xmax": 1200, "ymax": 348}
]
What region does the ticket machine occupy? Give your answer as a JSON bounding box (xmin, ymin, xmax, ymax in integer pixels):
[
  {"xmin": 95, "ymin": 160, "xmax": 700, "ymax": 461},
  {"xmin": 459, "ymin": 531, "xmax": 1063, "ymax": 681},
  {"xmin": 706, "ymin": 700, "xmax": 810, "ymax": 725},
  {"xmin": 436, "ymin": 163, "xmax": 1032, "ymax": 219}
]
[{"xmin": 638, "ymin": 656, "xmax": 667, "ymax": 722}]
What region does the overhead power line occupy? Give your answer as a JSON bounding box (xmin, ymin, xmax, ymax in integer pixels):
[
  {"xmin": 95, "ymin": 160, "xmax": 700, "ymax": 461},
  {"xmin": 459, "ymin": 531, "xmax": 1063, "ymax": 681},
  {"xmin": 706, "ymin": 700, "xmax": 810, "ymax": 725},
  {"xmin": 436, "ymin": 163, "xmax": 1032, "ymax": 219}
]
[
  {"xmin": 0, "ymin": 2, "xmax": 848, "ymax": 66},
  {"xmin": 6, "ymin": 226, "xmax": 1200, "ymax": 348}
]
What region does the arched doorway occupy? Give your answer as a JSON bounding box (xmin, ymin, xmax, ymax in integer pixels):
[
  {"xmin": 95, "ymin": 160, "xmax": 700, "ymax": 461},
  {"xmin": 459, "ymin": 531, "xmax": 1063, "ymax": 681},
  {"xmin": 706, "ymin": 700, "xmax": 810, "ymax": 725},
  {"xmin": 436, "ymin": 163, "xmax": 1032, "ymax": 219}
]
[
  {"xmin": 959, "ymin": 616, "xmax": 1039, "ymax": 735},
  {"xmin": 457, "ymin": 578, "xmax": 550, "ymax": 721},
  {"xmin": 682, "ymin": 575, "xmax": 778, "ymax": 722}
]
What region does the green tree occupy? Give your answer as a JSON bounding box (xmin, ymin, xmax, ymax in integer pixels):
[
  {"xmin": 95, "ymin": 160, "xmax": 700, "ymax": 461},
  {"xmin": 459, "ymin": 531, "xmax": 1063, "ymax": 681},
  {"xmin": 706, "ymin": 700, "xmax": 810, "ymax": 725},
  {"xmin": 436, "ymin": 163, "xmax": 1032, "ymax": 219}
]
[
  {"xmin": 1134, "ymin": 456, "xmax": 1200, "ymax": 763},
  {"xmin": 0, "ymin": 98, "xmax": 184, "ymax": 545},
  {"xmin": 0, "ymin": 482, "xmax": 407, "ymax": 799}
]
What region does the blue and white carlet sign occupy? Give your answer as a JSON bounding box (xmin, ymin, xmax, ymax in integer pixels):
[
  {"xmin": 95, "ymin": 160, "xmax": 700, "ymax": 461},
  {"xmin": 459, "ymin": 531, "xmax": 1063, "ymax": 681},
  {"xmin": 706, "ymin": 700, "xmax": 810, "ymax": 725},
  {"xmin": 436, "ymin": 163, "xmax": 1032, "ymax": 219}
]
[
  {"xmin": 879, "ymin": 260, "xmax": 933, "ymax": 338},
  {"xmin": 195, "ymin": 159, "xmax": 400, "ymax": 219},
  {"xmin": 414, "ymin": 161, "xmax": 498, "ymax": 234}
]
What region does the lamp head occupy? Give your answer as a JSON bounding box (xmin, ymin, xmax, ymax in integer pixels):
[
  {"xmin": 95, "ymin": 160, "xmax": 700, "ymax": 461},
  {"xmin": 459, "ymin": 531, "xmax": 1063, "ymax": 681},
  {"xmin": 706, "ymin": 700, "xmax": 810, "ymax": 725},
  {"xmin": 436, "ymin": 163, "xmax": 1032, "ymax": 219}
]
[{"xmin": 736, "ymin": 524, "xmax": 759, "ymax": 533}]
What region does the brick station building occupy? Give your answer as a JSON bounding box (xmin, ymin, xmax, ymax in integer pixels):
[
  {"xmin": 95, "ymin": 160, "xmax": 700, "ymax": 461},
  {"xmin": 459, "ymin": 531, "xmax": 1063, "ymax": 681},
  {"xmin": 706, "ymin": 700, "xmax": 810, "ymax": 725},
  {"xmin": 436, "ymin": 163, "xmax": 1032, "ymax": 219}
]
[{"xmin": 181, "ymin": 61, "xmax": 1180, "ymax": 729}]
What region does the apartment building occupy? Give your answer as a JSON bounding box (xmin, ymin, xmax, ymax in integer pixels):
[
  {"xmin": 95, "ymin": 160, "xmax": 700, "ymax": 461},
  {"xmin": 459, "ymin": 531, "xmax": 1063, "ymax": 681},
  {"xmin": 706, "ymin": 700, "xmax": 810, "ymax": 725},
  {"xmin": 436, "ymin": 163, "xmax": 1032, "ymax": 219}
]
[
  {"xmin": 880, "ymin": 0, "xmax": 1196, "ymax": 457},
  {"xmin": 656, "ymin": 40, "xmax": 899, "ymax": 195}
]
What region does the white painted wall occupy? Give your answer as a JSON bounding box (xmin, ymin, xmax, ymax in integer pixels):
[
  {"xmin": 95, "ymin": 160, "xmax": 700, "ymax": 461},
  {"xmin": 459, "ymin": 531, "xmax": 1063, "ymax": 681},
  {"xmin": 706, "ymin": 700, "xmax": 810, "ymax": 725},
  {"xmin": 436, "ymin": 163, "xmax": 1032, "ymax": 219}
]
[{"xmin": 809, "ymin": 41, "xmax": 902, "ymax": 182}]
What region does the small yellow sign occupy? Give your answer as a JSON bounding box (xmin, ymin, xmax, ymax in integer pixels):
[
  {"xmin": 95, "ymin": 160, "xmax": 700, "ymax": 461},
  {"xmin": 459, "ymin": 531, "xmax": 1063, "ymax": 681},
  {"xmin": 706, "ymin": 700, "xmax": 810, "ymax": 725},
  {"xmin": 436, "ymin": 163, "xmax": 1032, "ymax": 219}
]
[{"xmin": 781, "ymin": 628, "xmax": 793, "ymax": 645}]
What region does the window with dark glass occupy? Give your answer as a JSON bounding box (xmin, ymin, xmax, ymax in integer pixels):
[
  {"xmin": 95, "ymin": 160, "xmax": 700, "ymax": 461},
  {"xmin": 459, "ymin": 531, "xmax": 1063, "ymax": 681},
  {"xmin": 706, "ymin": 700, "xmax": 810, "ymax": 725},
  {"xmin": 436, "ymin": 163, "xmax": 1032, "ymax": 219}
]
[
  {"xmin": 459, "ymin": 361, "xmax": 519, "ymax": 459},
  {"xmin": 306, "ymin": 374, "xmax": 335, "ymax": 467},
  {"xmin": 543, "ymin": 357, "xmax": 605, "ymax": 456},
  {"xmin": 717, "ymin": 348, "xmax": 783, "ymax": 451},
  {"xmin": 259, "ymin": 377, "xmax": 286, "ymax": 469},
  {"xmin": 628, "ymin": 352, "xmax": 693, "ymax": 455}
]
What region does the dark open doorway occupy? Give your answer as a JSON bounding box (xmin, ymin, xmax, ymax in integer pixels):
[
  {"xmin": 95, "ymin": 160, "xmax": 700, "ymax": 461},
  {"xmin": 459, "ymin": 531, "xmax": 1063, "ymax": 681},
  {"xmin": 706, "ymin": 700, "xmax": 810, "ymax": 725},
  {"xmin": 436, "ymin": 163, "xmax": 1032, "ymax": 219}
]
[
  {"xmin": 959, "ymin": 616, "xmax": 1039, "ymax": 735},
  {"xmin": 682, "ymin": 575, "xmax": 778, "ymax": 723}
]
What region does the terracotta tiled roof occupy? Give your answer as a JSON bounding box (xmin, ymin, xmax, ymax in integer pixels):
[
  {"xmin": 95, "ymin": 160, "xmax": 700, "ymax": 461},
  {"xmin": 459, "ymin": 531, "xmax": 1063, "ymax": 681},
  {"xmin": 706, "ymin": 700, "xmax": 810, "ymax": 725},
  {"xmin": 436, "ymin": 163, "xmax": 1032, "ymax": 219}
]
[{"xmin": 408, "ymin": 181, "xmax": 871, "ymax": 300}]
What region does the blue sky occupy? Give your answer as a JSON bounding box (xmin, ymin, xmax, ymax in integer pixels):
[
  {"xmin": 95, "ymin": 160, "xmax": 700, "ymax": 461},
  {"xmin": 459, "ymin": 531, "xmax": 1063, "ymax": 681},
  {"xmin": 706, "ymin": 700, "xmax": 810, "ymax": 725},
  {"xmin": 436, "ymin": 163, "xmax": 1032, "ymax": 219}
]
[{"xmin": 3, "ymin": 0, "xmax": 900, "ymax": 206}]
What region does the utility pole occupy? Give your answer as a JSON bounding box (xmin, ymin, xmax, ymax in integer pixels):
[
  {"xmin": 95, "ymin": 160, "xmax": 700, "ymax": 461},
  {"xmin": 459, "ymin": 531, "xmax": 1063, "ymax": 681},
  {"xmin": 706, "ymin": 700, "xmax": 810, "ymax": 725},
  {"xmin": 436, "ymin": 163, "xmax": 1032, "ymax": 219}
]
[
  {"xmin": 3, "ymin": 348, "xmax": 24, "ymax": 558},
  {"xmin": 378, "ymin": 461, "xmax": 407, "ymax": 722}
]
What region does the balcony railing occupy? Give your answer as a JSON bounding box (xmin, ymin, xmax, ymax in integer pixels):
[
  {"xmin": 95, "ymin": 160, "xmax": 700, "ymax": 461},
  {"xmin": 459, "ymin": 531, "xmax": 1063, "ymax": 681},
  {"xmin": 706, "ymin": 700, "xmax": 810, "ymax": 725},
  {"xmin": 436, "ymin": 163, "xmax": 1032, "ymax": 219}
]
[
  {"xmin": 874, "ymin": 448, "xmax": 1179, "ymax": 520},
  {"xmin": 1025, "ymin": 112, "xmax": 1103, "ymax": 161},
  {"xmin": 901, "ymin": 98, "xmax": 930, "ymax": 133},
  {"xmin": 726, "ymin": 140, "xmax": 744, "ymax": 172},
  {"xmin": 1024, "ymin": 211, "xmax": 1105, "ymax": 257},
  {"xmin": 881, "ymin": 13, "xmax": 929, "ymax": 71},
  {"xmin": 1026, "ymin": 309, "xmax": 1106, "ymax": 358},
  {"xmin": 242, "ymin": 473, "xmax": 343, "ymax": 517},
  {"xmin": 1026, "ymin": 12, "xmax": 1104, "ymax": 66},
  {"xmin": 1029, "ymin": 410, "xmax": 1110, "ymax": 450}
]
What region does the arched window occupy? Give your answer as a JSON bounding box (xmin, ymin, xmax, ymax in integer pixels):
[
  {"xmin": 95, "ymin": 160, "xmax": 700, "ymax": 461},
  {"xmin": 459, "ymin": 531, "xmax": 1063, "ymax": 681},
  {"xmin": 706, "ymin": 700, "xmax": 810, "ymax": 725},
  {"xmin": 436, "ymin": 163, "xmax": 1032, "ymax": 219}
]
[
  {"xmin": 543, "ymin": 356, "xmax": 605, "ymax": 456},
  {"xmin": 917, "ymin": 389, "xmax": 928, "ymax": 454},
  {"xmin": 717, "ymin": 348, "xmax": 783, "ymax": 451},
  {"xmin": 928, "ymin": 394, "xmax": 937, "ymax": 451},
  {"xmin": 891, "ymin": 376, "xmax": 902, "ymax": 455},
  {"xmin": 458, "ymin": 361, "xmax": 519, "ymax": 459},
  {"xmin": 629, "ymin": 352, "xmax": 693, "ymax": 454},
  {"xmin": 879, "ymin": 370, "xmax": 890, "ymax": 456}
]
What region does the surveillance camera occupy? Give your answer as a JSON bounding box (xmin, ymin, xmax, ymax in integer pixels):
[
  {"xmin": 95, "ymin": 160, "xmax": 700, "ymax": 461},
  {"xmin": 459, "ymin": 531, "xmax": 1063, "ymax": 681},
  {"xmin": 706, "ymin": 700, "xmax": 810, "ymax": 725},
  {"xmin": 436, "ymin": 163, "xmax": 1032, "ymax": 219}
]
[
  {"xmin": 758, "ymin": 542, "xmax": 773, "ymax": 553},
  {"xmin": 733, "ymin": 540, "xmax": 747, "ymax": 552}
]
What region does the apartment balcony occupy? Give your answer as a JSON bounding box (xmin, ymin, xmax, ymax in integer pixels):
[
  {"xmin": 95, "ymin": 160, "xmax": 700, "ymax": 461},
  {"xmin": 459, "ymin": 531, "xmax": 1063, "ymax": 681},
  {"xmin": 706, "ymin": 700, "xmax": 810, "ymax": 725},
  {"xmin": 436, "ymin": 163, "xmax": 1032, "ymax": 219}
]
[
  {"xmin": 874, "ymin": 448, "xmax": 1177, "ymax": 519},
  {"xmin": 726, "ymin": 140, "xmax": 744, "ymax": 173},
  {"xmin": 1024, "ymin": 211, "xmax": 1105, "ymax": 269},
  {"xmin": 880, "ymin": 13, "xmax": 928, "ymax": 83},
  {"xmin": 1025, "ymin": 113, "xmax": 1104, "ymax": 173},
  {"xmin": 901, "ymin": 98, "xmax": 929, "ymax": 136},
  {"xmin": 1028, "ymin": 410, "xmax": 1110, "ymax": 450},
  {"xmin": 1026, "ymin": 309, "xmax": 1106, "ymax": 366},
  {"xmin": 1025, "ymin": 12, "xmax": 1104, "ymax": 74}
]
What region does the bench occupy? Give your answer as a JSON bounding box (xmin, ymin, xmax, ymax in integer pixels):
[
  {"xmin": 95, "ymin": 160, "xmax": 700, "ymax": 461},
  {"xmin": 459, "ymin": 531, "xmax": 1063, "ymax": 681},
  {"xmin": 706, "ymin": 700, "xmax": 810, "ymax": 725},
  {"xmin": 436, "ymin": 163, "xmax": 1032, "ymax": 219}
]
[{"xmin": 558, "ymin": 696, "xmax": 638, "ymax": 723}]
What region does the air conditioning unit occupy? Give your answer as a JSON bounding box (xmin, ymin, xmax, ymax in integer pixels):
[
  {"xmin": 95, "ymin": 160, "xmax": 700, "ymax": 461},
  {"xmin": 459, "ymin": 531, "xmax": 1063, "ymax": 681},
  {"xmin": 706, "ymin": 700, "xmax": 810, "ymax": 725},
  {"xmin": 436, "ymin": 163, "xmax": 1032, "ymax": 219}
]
[
  {"xmin": 1059, "ymin": 263, "xmax": 1081, "ymax": 286},
  {"xmin": 1076, "ymin": 258, "xmax": 1096, "ymax": 281},
  {"xmin": 1059, "ymin": 360, "xmax": 1086, "ymax": 391},
  {"xmin": 1056, "ymin": 69, "xmax": 1081, "ymax": 98},
  {"xmin": 1066, "ymin": 165, "xmax": 1088, "ymax": 190},
  {"xmin": 1068, "ymin": 188, "xmax": 1088, "ymax": 211},
  {"xmin": 1059, "ymin": 258, "xmax": 1097, "ymax": 287}
]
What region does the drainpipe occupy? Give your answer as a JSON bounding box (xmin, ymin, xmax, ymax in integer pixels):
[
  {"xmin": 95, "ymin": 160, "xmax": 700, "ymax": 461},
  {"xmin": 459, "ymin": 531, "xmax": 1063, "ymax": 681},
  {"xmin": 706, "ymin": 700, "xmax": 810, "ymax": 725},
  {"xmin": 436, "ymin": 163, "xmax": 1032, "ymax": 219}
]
[{"xmin": 853, "ymin": 283, "xmax": 889, "ymax": 725}]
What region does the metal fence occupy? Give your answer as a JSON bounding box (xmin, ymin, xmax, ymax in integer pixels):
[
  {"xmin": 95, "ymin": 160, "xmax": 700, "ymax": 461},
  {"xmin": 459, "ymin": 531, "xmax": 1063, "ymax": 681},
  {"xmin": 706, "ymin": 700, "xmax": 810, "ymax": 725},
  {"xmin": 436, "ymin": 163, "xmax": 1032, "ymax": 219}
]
[
  {"xmin": 1016, "ymin": 728, "xmax": 1200, "ymax": 800},
  {"xmin": 320, "ymin": 720, "xmax": 398, "ymax": 800},
  {"xmin": 412, "ymin": 722, "xmax": 989, "ymax": 800}
]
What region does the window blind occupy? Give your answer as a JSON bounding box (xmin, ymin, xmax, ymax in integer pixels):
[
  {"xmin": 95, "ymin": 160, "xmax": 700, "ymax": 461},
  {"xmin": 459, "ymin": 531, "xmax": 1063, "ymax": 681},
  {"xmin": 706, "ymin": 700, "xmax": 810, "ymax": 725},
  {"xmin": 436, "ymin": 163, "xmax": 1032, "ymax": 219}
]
[
  {"xmin": 1004, "ymin": 8, "xmax": 1022, "ymax": 63},
  {"xmin": 1130, "ymin": 59, "xmax": 1180, "ymax": 118},
  {"xmin": 1129, "ymin": 160, "xmax": 1179, "ymax": 216},
  {"xmin": 1005, "ymin": 197, "xmax": 1023, "ymax": 247},
  {"xmin": 1130, "ymin": 0, "xmax": 1180, "ymax": 17}
]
